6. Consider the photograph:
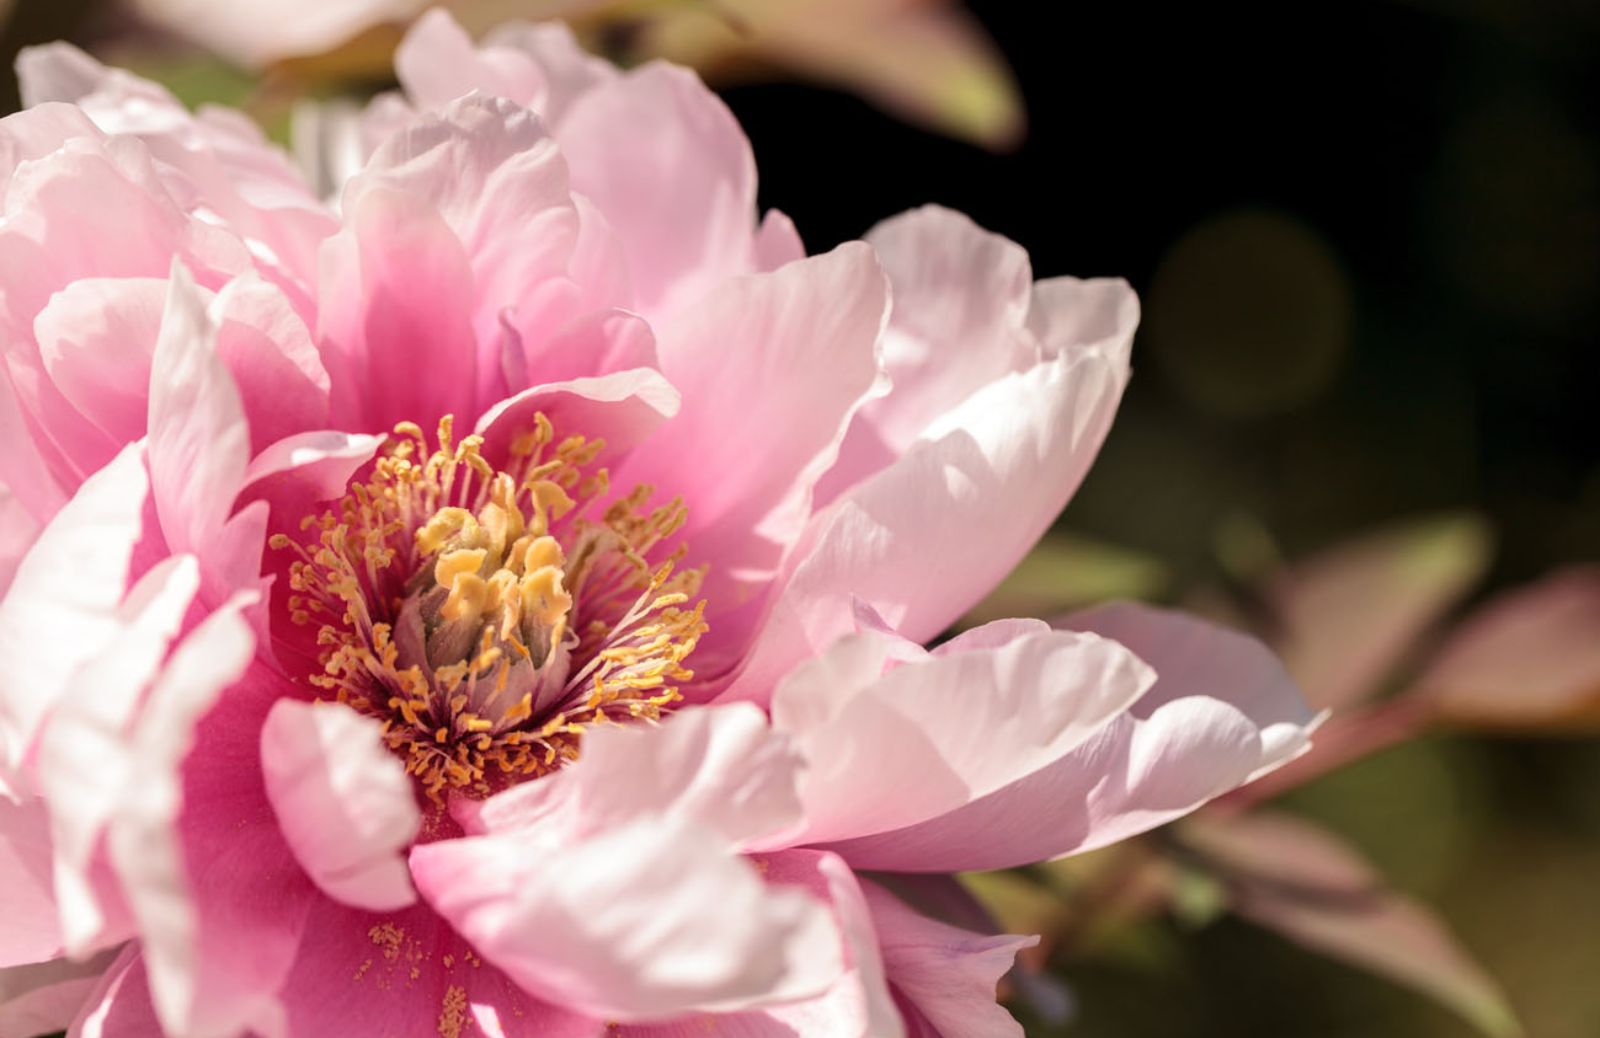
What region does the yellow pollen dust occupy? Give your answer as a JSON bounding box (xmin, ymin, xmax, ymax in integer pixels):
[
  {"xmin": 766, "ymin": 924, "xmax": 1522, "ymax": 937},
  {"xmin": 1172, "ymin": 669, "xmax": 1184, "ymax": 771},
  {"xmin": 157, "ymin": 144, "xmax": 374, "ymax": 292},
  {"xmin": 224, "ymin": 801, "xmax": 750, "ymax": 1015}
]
[{"xmin": 271, "ymin": 415, "xmax": 707, "ymax": 802}]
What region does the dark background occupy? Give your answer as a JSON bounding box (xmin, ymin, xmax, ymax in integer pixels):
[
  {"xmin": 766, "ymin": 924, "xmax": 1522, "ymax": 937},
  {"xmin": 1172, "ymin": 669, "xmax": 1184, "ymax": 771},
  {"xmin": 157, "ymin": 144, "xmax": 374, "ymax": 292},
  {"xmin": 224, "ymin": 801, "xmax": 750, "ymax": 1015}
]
[
  {"xmin": 719, "ymin": 4, "xmax": 1600, "ymax": 1035},
  {"xmin": 4, "ymin": 1, "xmax": 1598, "ymax": 1035},
  {"xmin": 730, "ymin": 1, "xmax": 1599, "ymax": 591}
]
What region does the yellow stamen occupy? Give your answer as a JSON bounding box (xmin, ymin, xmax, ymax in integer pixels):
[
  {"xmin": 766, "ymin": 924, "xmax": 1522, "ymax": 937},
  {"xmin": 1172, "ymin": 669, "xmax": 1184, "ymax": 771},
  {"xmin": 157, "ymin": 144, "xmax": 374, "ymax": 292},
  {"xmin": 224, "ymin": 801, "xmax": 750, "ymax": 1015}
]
[{"xmin": 272, "ymin": 415, "xmax": 707, "ymax": 802}]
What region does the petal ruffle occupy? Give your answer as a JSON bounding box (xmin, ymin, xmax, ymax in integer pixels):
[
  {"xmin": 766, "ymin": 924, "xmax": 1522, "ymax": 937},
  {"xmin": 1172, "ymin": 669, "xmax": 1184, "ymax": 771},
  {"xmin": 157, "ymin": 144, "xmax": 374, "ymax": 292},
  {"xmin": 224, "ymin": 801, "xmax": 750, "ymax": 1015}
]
[
  {"xmin": 261, "ymin": 700, "xmax": 421, "ymax": 913},
  {"xmin": 817, "ymin": 604, "xmax": 1319, "ymax": 872},
  {"xmin": 729, "ymin": 271, "xmax": 1134, "ymax": 704},
  {"xmin": 108, "ymin": 601, "xmax": 315, "ymax": 1038},
  {"xmin": 0, "ymin": 443, "xmax": 148, "ymax": 794},
  {"xmin": 555, "ymin": 61, "xmax": 758, "ymax": 318},
  {"xmin": 769, "ymin": 619, "xmax": 1152, "ymax": 849}
]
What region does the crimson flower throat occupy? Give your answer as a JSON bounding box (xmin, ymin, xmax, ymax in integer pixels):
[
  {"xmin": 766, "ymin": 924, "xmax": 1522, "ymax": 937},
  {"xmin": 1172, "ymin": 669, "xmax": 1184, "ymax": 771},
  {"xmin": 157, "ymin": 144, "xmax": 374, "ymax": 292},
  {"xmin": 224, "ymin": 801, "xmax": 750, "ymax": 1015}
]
[{"xmin": 273, "ymin": 416, "xmax": 706, "ymax": 800}]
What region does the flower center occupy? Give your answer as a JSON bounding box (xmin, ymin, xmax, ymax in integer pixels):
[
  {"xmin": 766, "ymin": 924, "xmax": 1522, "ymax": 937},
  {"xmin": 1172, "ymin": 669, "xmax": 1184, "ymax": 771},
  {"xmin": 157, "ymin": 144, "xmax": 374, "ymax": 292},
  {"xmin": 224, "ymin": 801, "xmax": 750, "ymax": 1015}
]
[{"xmin": 272, "ymin": 416, "xmax": 706, "ymax": 801}]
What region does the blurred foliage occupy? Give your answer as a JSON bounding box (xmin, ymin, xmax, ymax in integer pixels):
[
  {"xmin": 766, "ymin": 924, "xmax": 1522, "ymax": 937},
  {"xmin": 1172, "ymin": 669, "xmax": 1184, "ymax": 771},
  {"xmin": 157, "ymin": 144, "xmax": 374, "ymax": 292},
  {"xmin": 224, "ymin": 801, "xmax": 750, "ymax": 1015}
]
[{"xmin": 10, "ymin": 0, "xmax": 1025, "ymax": 149}]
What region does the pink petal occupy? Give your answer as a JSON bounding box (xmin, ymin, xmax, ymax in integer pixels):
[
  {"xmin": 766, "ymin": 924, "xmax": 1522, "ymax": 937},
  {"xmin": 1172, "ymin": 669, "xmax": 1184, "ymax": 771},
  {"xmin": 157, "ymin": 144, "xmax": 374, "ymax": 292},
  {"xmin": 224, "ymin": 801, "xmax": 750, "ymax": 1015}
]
[
  {"xmin": 621, "ymin": 850, "xmax": 902, "ymax": 1038},
  {"xmin": 210, "ymin": 274, "xmax": 330, "ymax": 452},
  {"xmin": 769, "ymin": 620, "xmax": 1153, "ymax": 848},
  {"xmin": 754, "ymin": 209, "xmax": 805, "ymax": 272},
  {"xmin": 107, "ymin": 599, "xmax": 313, "ymax": 1038},
  {"xmin": 474, "ymin": 368, "xmax": 681, "ymax": 465},
  {"xmin": 815, "ymin": 603, "xmax": 1318, "ymax": 872},
  {"xmin": 861, "ymin": 880, "xmax": 1035, "ymax": 1038},
  {"xmin": 0, "ymin": 104, "xmax": 252, "ymax": 318},
  {"xmin": 0, "ymin": 100, "xmax": 103, "ymax": 197},
  {"xmin": 0, "ymin": 443, "xmax": 147, "ymax": 794},
  {"xmin": 147, "ymin": 264, "xmax": 248, "ymax": 546},
  {"xmin": 352, "ymin": 92, "xmax": 578, "ymax": 404},
  {"xmin": 0, "ymin": 797, "xmax": 62, "ymax": 966},
  {"xmin": 762, "ymin": 851, "xmax": 901, "ymax": 1038},
  {"xmin": 261, "ymin": 700, "xmax": 421, "ymax": 913},
  {"xmin": 394, "ymin": 9, "xmax": 549, "ymax": 111},
  {"xmin": 729, "ymin": 274, "xmax": 1134, "ymax": 703},
  {"xmin": 237, "ymin": 429, "xmax": 385, "ymax": 568},
  {"xmin": 411, "ymin": 815, "xmax": 841, "ymax": 1020},
  {"xmin": 17, "ymin": 42, "xmax": 334, "ymax": 296},
  {"xmin": 1071, "ymin": 603, "xmax": 1320, "ymax": 766},
  {"xmin": 472, "ymin": 704, "xmax": 803, "ymax": 851},
  {"xmin": 556, "ymin": 61, "xmax": 758, "ymax": 317},
  {"xmin": 146, "ymin": 263, "xmax": 269, "ymax": 611},
  {"xmin": 0, "ymin": 112, "xmax": 254, "ymax": 495},
  {"xmin": 479, "ymin": 20, "xmax": 616, "ymax": 127},
  {"xmin": 34, "ymin": 277, "xmax": 165, "ymax": 450},
  {"xmin": 275, "ymin": 899, "xmax": 603, "ymax": 1038},
  {"xmin": 317, "ymin": 180, "xmax": 479, "ymax": 432},
  {"xmin": 505, "ymin": 307, "xmax": 657, "ymax": 389},
  {"xmin": 16, "ymin": 43, "xmax": 174, "ymax": 128},
  {"xmin": 0, "ymin": 363, "xmax": 68, "ymax": 524},
  {"xmin": 240, "ymin": 430, "xmax": 382, "ymax": 498},
  {"xmin": 618, "ymin": 243, "xmax": 888, "ymax": 674},
  {"xmin": 70, "ymin": 948, "xmax": 183, "ymax": 1038},
  {"xmin": 36, "ymin": 555, "xmax": 200, "ymax": 953},
  {"xmin": 0, "ymin": 482, "xmax": 42, "ymax": 597},
  {"xmin": 857, "ymin": 206, "xmax": 1035, "ymax": 453}
]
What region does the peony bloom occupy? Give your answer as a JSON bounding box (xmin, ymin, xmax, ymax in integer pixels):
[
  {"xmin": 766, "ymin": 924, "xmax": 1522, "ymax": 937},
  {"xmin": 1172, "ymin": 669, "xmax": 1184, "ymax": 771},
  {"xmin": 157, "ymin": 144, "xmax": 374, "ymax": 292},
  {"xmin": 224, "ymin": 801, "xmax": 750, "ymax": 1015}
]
[{"xmin": 0, "ymin": 10, "xmax": 1318, "ymax": 1036}]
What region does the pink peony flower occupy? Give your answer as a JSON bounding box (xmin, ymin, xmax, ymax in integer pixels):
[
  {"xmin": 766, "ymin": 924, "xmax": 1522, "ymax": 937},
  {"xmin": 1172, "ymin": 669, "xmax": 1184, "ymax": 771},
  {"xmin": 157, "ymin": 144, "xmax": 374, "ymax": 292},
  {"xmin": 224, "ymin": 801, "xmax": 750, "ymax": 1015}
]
[{"xmin": 0, "ymin": 11, "xmax": 1318, "ymax": 1036}]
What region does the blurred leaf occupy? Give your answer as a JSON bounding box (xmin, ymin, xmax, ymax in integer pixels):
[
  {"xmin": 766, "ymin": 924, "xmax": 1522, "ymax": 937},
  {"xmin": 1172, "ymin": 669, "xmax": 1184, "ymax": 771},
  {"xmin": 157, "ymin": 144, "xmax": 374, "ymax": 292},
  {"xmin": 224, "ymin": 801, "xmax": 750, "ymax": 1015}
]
[
  {"xmin": 109, "ymin": 49, "xmax": 297, "ymax": 144},
  {"xmin": 960, "ymin": 533, "xmax": 1169, "ymax": 628},
  {"xmin": 1167, "ymin": 864, "xmax": 1228, "ymax": 929},
  {"xmin": 156, "ymin": 0, "xmax": 1023, "ymax": 149},
  {"xmin": 1410, "ymin": 566, "xmax": 1600, "ymax": 731},
  {"xmin": 1213, "ymin": 510, "xmax": 1283, "ymax": 586},
  {"xmin": 1270, "ymin": 513, "xmax": 1492, "ymax": 711},
  {"xmin": 870, "ymin": 871, "xmax": 999, "ymax": 935},
  {"xmin": 713, "ymin": 0, "xmax": 1025, "ymax": 151},
  {"xmin": 268, "ymin": 22, "xmax": 408, "ymax": 86},
  {"xmin": 131, "ymin": 0, "xmax": 418, "ymax": 71},
  {"xmin": 1181, "ymin": 811, "xmax": 1521, "ymax": 1038},
  {"xmin": 116, "ymin": 51, "xmax": 259, "ymax": 110},
  {"xmin": 961, "ymin": 869, "xmax": 1071, "ymax": 940}
]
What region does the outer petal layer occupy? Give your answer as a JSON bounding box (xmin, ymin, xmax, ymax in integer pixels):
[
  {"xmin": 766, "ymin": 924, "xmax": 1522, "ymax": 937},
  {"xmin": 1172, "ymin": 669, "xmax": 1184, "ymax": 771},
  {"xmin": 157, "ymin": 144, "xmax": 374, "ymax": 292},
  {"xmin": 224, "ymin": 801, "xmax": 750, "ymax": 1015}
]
[
  {"xmin": 731, "ymin": 269, "xmax": 1136, "ymax": 703},
  {"xmin": 819, "ymin": 604, "xmax": 1318, "ymax": 872},
  {"xmin": 771, "ymin": 620, "xmax": 1153, "ymax": 848},
  {"xmin": 0, "ymin": 444, "xmax": 148, "ymax": 793}
]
